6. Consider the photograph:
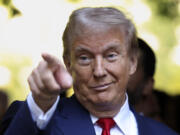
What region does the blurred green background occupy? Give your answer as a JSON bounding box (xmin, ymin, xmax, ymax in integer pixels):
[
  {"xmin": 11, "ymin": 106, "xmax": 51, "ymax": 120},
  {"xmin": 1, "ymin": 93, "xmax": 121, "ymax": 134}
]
[{"xmin": 0, "ymin": 0, "xmax": 180, "ymax": 104}]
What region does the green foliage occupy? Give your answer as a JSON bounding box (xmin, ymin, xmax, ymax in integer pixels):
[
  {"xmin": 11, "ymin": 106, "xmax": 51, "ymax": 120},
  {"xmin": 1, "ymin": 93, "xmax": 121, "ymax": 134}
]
[
  {"xmin": 1, "ymin": 0, "xmax": 11, "ymax": 5},
  {"xmin": 143, "ymin": 0, "xmax": 180, "ymax": 94},
  {"xmin": 146, "ymin": 0, "xmax": 179, "ymax": 19},
  {"xmin": 0, "ymin": 0, "xmax": 21, "ymax": 17},
  {"xmin": 0, "ymin": 54, "xmax": 32, "ymax": 104}
]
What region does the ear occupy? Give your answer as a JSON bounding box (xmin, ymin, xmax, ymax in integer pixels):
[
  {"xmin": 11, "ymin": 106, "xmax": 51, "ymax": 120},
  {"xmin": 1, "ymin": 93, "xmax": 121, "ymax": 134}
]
[
  {"xmin": 129, "ymin": 56, "xmax": 138, "ymax": 75},
  {"xmin": 63, "ymin": 56, "xmax": 72, "ymax": 75},
  {"xmin": 143, "ymin": 78, "xmax": 154, "ymax": 96}
]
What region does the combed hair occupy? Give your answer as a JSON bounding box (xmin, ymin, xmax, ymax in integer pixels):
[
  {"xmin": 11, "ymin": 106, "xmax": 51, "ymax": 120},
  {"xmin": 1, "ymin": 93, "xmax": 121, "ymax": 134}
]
[{"xmin": 63, "ymin": 7, "xmax": 138, "ymax": 59}]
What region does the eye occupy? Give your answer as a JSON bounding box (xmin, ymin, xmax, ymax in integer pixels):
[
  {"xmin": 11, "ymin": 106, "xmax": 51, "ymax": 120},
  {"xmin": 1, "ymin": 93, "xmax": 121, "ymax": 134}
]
[
  {"xmin": 78, "ymin": 55, "xmax": 91, "ymax": 65},
  {"xmin": 106, "ymin": 52, "xmax": 118, "ymax": 62}
]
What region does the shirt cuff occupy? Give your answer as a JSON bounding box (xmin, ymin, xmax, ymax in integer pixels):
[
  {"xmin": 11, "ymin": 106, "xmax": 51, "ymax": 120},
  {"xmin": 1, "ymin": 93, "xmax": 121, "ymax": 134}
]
[{"xmin": 27, "ymin": 92, "xmax": 60, "ymax": 129}]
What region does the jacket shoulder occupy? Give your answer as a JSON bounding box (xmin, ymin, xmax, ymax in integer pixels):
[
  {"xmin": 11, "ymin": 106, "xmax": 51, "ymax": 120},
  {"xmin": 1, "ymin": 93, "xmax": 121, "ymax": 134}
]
[
  {"xmin": 0, "ymin": 101, "xmax": 24, "ymax": 134},
  {"xmin": 135, "ymin": 112, "xmax": 178, "ymax": 135}
]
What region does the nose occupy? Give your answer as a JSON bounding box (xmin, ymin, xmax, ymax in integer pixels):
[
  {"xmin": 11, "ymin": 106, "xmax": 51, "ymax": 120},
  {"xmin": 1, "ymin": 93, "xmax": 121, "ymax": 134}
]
[{"xmin": 93, "ymin": 56, "xmax": 106, "ymax": 78}]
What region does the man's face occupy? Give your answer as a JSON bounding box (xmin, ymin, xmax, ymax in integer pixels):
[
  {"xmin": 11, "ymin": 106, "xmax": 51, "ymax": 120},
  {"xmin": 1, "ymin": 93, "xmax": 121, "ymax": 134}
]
[{"xmin": 65, "ymin": 28, "xmax": 137, "ymax": 114}]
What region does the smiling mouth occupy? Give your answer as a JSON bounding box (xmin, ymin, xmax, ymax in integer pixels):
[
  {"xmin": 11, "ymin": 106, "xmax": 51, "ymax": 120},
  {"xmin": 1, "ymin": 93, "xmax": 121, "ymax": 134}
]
[{"xmin": 89, "ymin": 82, "xmax": 113, "ymax": 91}]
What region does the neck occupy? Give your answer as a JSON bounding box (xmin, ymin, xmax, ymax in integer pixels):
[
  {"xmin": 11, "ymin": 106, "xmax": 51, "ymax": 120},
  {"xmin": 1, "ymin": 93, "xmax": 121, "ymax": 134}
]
[
  {"xmin": 88, "ymin": 106, "xmax": 121, "ymax": 118},
  {"xmin": 76, "ymin": 94, "xmax": 126, "ymax": 118}
]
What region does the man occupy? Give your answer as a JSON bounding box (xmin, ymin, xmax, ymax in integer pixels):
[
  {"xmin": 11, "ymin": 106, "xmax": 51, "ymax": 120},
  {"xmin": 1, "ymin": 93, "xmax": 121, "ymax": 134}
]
[
  {"xmin": 0, "ymin": 7, "xmax": 177, "ymax": 135},
  {"xmin": 127, "ymin": 38, "xmax": 160, "ymax": 118}
]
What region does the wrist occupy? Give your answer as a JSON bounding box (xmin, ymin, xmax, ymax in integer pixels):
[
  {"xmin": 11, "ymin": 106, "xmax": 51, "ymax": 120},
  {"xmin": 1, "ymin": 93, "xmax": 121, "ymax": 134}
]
[{"xmin": 32, "ymin": 94, "xmax": 58, "ymax": 113}]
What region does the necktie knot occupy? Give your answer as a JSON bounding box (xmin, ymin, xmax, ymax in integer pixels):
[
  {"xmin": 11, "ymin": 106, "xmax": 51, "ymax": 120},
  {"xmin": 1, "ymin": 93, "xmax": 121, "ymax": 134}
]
[{"xmin": 97, "ymin": 118, "xmax": 115, "ymax": 135}]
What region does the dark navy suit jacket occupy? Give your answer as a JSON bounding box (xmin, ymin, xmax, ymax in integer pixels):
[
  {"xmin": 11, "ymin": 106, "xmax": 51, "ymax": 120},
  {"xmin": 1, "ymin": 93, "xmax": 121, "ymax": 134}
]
[{"xmin": 0, "ymin": 95, "xmax": 178, "ymax": 135}]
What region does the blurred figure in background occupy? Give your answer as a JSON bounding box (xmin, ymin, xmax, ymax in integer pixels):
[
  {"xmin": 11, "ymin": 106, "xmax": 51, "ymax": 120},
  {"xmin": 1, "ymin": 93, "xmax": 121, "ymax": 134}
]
[
  {"xmin": 127, "ymin": 38, "xmax": 180, "ymax": 134},
  {"xmin": 127, "ymin": 38, "xmax": 158, "ymax": 119},
  {"xmin": 0, "ymin": 90, "xmax": 8, "ymax": 122},
  {"xmin": 154, "ymin": 90, "xmax": 180, "ymax": 134}
]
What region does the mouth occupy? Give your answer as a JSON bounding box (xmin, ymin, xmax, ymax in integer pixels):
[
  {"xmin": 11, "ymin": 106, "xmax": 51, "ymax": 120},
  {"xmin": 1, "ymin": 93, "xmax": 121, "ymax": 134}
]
[{"xmin": 89, "ymin": 82, "xmax": 113, "ymax": 91}]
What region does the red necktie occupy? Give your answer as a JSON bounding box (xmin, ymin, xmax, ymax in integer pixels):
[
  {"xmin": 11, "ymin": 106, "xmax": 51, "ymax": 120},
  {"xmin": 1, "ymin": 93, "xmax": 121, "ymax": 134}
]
[{"xmin": 97, "ymin": 118, "xmax": 115, "ymax": 135}]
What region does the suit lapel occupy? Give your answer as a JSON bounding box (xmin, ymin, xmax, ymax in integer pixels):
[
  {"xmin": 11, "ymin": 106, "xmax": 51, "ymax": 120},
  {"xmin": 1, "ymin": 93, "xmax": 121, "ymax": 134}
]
[
  {"xmin": 132, "ymin": 108, "xmax": 151, "ymax": 135},
  {"xmin": 46, "ymin": 95, "xmax": 96, "ymax": 135}
]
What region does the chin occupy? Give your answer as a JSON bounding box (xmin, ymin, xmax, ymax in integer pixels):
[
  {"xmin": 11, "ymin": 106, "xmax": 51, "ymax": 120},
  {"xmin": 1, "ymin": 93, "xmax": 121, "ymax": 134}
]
[{"xmin": 92, "ymin": 97, "xmax": 114, "ymax": 107}]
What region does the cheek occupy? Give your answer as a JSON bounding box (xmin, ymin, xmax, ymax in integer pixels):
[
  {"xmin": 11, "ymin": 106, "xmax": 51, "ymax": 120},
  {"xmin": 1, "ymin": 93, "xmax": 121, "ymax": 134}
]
[
  {"xmin": 72, "ymin": 64, "xmax": 92, "ymax": 87},
  {"xmin": 106, "ymin": 61, "xmax": 131, "ymax": 94},
  {"xmin": 106, "ymin": 60, "xmax": 130, "ymax": 80},
  {"xmin": 72, "ymin": 65, "xmax": 94, "ymax": 102}
]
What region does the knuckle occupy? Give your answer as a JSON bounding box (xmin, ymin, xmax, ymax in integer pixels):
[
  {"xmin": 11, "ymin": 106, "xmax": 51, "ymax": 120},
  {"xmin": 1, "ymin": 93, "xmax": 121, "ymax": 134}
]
[
  {"xmin": 51, "ymin": 86, "xmax": 60, "ymax": 93},
  {"xmin": 41, "ymin": 74, "xmax": 50, "ymax": 83},
  {"xmin": 38, "ymin": 84, "xmax": 45, "ymax": 91},
  {"xmin": 31, "ymin": 87, "xmax": 40, "ymax": 96},
  {"xmin": 39, "ymin": 60, "xmax": 46, "ymax": 66}
]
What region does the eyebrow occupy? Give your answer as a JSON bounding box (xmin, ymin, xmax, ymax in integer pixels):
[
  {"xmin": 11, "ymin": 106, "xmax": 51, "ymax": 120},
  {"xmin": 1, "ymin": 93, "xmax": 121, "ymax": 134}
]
[
  {"xmin": 74, "ymin": 43, "xmax": 122, "ymax": 53},
  {"xmin": 74, "ymin": 45, "xmax": 92, "ymax": 53},
  {"xmin": 103, "ymin": 43, "xmax": 122, "ymax": 51}
]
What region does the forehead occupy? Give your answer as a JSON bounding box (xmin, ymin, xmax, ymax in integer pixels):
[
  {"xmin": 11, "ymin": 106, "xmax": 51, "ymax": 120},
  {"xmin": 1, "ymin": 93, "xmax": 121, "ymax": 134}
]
[{"xmin": 71, "ymin": 27, "xmax": 127, "ymax": 53}]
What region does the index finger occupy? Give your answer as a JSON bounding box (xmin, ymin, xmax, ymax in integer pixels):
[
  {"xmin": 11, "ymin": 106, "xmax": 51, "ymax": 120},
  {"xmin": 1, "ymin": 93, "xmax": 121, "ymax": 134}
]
[
  {"xmin": 41, "ymin": 53, "xmax": 73, "ymax": 89},
  {"xmin": 41, "ymin": 53, "xmax": 63, "ymax": 72}
]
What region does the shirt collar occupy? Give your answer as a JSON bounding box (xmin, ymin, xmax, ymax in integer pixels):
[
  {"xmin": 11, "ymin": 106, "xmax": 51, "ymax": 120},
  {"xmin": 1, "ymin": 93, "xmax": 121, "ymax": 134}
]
[
  {"xmin": 114, "ymin": 93, "xmax": 132, "ymax": 135},
  {"xmin": 90, "ymin": 93, "xmax": 134, "ymax": 135}
]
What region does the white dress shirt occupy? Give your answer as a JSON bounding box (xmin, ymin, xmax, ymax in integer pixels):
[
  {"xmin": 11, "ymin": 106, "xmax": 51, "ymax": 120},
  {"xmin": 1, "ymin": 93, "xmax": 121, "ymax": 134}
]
[
  {"xmin": 27, "ymin": 92, "xmax": 138, "ymax": 135},
  {"xmin": 27, "ymin": 92, "xmax": 60, "ymax": 129},
  {"xmin": 91, "ymin": 94, "xmax": 138, "ymax": 135}
]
